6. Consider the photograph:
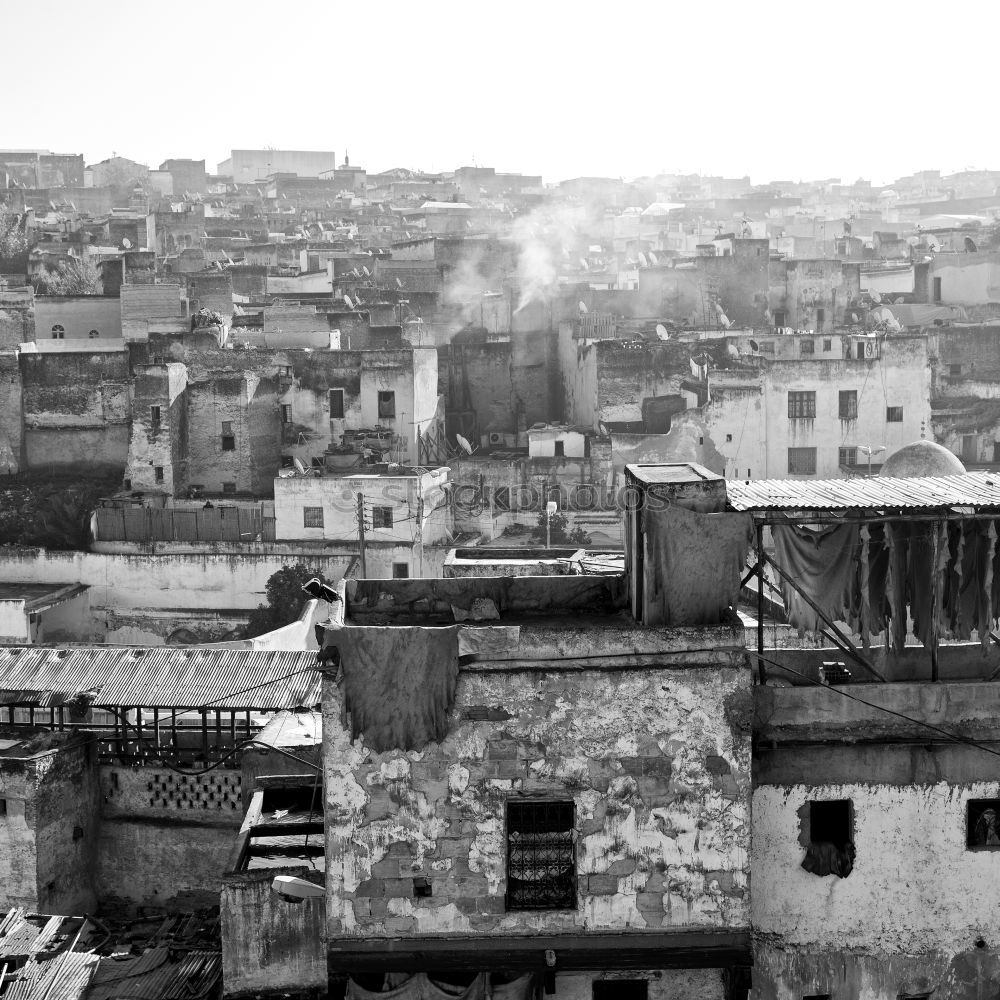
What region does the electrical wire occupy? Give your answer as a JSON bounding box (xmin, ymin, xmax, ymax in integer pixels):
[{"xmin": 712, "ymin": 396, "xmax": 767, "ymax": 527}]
[{"xmin": 754, "ymin": 651, "xmax": 1000, "ymax": 760}]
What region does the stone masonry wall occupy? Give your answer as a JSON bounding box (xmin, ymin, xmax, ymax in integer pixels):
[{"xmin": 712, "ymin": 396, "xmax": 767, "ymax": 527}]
[{"xmin": 323, "ymin": 662, "xmax": 751, "ymax": 939}]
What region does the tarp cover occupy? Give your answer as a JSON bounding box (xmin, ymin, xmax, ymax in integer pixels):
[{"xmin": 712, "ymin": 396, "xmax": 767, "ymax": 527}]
[
  {"xmin": 644, "ymin": 504, "xmax": 752, "ymax": 625},
  {"xmin": 333, "ymin": 625, "xmax": 459, "ymax": 752}
]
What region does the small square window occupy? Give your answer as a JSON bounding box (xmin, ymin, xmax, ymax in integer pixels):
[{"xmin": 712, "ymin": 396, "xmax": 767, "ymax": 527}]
[
  {"xmin": 802, "ymin": 800, "xmax": 854, "ymax": 878},
  {"xmin": 222, "ymin": 421, "xmax": 233, "ymax": 434},
  {"xmin": 838, "ymin": 447, "xmax": 857, "ymax": 467},
  {"xmin": 413, "ymin": 877, "xmax": 432, "ymax": 897},
  {"xmin": 150, "ymin": 405, "xmax": 161, "ymax": 427},
  {"xmin": 280, "ymin": 404, "xmax": 292, "ymax": 424},
  {"xmin": 950, "ymin": 364, "xmax": 963, "ymax": 377},
  {"xmin": 154, "ymin": 466, "xmax": 164, "ymax": 483},
  {"xmin": 392, "ymin": 562, "xmax": 409, "ymax": 578},
  {"xmin": 372, "ymin": 506, "xmax": 393, "ymax": 529},
  {"xmin": 222, "ymin": 482, "xmax": 236, "ymax": 494},
  {"xmin": 886, "ymin": 406, "xmax": 903, "ymax": 423},
  {"xmin": 788, "ymin": 391, "xmax": 816, "ymax": 419},
  {"xmin": 221, "ymin": 435, "xmax": 236, "ymax": 451},
  {"xmin": 726, "ymin": 433, "xmax": 733, "ymax": 442},
  {"xmin": 506, "ymin": 800, "xmax": 576, "ymax": 911},
  {"xmin": 800, "ymin": 339, "xmax": 815, "ymax": 355},
  {"xmin": 377, "ymin": 390, "xmax": 396, "ymax": 418},
  {"xmin": 554, "ymin": 440, "xmax": 565, "ymax": 457},
  {"xmin": 329, "ymin": 389, "xmax": 345, "ymax": 418},
  {"xmin": 0, "ymin": 799, "xmax": 6, "ymax": 817},
  {"xmin": 303, "ymin": 507, "xmax": 324, "ymax": 528},
  {"xmin": 823, "ymin": 338, "xmax": 831, "ymax": 351},
  {"xmin": 967, "ymin": 799, "xmax": 1000, "ymax": 849}
]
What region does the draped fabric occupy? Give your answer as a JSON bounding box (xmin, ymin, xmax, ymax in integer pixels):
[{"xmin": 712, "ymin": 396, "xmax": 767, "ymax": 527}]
[
  {"xmin": 773, "ymin": 517, "xmax": 1000, "ymax": 654},
  {"xmin": 346, "ymin": 973, "xmax": 534, "ymax": 1000},
  {"xmin": 332, "ymin": 625, "xmax": 460, "ymax": 752},
  {"xmin": 643, "ymin": 504, "xmax": 753, "ymax": 626},
  {"xmin": 771, "ymin": 523, "xmax": 859, "ymax": 633}
]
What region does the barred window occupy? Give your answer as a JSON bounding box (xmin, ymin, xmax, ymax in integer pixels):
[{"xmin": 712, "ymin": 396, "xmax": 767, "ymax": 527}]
[
  {"xmin": 303, "ymin": 507, "xmax": 324, "ymax": 528},
  {"xmin": 377, "ymin": 390, "xmax": 396, "ymax": 418},
  {"xmin": 800, "ymin": 339, "xmax": 815, "ymax": 355},
  {"xmin": 372, "ymin": 506, "xmax": 393, "ymax": 529},
  {"xmin": 886, "ymin": 406, "xmax": 903, "ymax": 422},
  {"xmin": 788, "ymin": 447, "xmax": 817, "ymax": 475},
  {"xmin": 505, "ymin": 800, "xmax": 576, "ymax": 911},
  {"xmin": 839, "ymin": 390, "xmax": 858, "ymax": 420},
  {"xmin": 788, "ymin": 391, "xmax": 816, "ymax": 419},
  {"xmin": 329, "ymin": 389, "xmax": 345, "ymax": 418},
  {"xmin": 838, "ymin": 447, "xmax": 857, "ymax": 467}
]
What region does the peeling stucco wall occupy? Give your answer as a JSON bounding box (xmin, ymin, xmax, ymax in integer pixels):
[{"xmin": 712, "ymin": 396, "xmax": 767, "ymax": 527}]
[{"xmin": 322, "ymin": 660, "xmax": 751, "ymax": 940}]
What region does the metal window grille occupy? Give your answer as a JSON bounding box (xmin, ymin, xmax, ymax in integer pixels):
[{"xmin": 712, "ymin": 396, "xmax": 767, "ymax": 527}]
[
  {"xmin": 838, "ymin": 391, "xmax": 858, "ymax": 420},
  {"xmin": 372, "ymin": 506, "xmax": 393, "ymax": 528},
  {"xmin": 303, "ymin": 507, "xmax": 324, "ymax": 528},
  {"xmin": 788, "ymin": 447, "xmax": 817, "ymax": 475},
  {"xmin": 838, "ymin": 447, "xmax": 857, "ymax": 467},
  {"xmin": 886, "ymin": 406, "xmax": 903, "ymax": 422},
  {"xmin": 799, "ymin": 339, "xmax": 815, "ymax": 355},
  {"xmin": 788, "ymin": 391, "xmax": 816, "ymax": 419},
  {"xmin": 506, "ymin": 801, "xmax": 576, "ymax": 910},
  {"xmin": 329, "ymin": 389, "xmax": 345, "ymax": 418}
]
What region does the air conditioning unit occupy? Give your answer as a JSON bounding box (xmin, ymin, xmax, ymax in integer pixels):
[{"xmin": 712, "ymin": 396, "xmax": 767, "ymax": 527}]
[{"xmin": 489, "ymin": 432, "xmax": 503, "ymax": 445}]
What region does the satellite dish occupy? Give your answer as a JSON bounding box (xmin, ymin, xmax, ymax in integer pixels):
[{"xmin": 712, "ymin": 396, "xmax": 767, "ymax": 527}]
[
  {"xmin": 455, "ymin": 434, "xmax": 473, "ymax": 455},
  {"xmin": 293, "ymin": 457, "xmax": 307, "ymax": 475},
  {"xmin": 648, "ymin": 251, "xmax": 659, "ymax": 264},
  {"xmin": 579, "ymin": 301, "xmax": 589, "ymax": 314},
  {"xmin": 598, "ymin": 422, "xmax": 609, "ymax": 437},
  {"xmin": 343, "ymin": 294, "xmax": 354, "ymax": 309},
  {"xmin": 121, "ymin": 237, "xmax": 132, "ymax": 249},
  {"xmin": 655, "ymin": 324, "xmax": 669, "ymax": 341},
  {"xmin": 638, "ymin": 251, "xmax": 648, "ymax": 267},
  {"xmin": 395, "ymin": 278, "xmax": 403, "ymax": 289},
  {"xmin": 749, "ymin": 339, "xmax": 760, "ymax": 352}
]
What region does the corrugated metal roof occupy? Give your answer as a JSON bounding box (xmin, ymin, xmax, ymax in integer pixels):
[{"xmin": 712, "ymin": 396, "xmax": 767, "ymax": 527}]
[
  {"xmin": 86, "ymin": 949, "xmax": 221, "ymax": 1000},
  {"xmin": 726, "ymin": 471, "xmax": 1000, "ymax": 512},
  {"xmin": 4, "ymin": 952, "xmax": 100, "ymax": 1000},
  {"xmin": 0, "ymin": 647, "xmax": 321, "ymax": 710}
]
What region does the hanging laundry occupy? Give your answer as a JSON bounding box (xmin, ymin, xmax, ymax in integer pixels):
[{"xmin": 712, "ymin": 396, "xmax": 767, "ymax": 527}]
[
  {"xmin": 771, "ymin": 522, "xmax": 859, "ymax": 634},
  {"xmin": 332, "ymin": 625, "xmax": 460, "ymax": 752}
]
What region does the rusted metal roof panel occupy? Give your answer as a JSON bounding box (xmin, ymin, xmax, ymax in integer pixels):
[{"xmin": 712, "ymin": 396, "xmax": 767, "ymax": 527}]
[
  {"xmin": 726, "ymin": 471, "xmax": 1000, "ymax": 512},
  {"xmin": 0, "ymin": 648, "xmax": 321, "ymax": 710}
]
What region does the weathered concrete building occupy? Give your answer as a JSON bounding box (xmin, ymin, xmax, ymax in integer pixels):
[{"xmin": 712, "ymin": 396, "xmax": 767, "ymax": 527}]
[
  {"xmin": 305, "ymin": 466, "xmax": 753, "ymax": 997},
  {"xmin": 19, "ymin": 340, "xmax": 130, "ymax": 474}
]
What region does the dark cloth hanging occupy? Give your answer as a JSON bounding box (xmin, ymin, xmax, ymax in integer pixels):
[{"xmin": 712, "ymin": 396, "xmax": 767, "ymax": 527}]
[
  {"xmin": 346, "ymin": 973, "xmax": 534, "ymax": 1000},
  {"xmin": 949, "ymin": 520, "xmax": 996, "ymax": 650},
  {"xmin": 851, "ymin": 523, "xmax": 890, "ymax": 641},
  {"xmin": 771, "ymin": 522, "xmax": 859, "ymax": 633},
  {"xmin": 332, "ymin": 625, "xmax": 460, "ymax": 752},
  {"xmin": 885, "ymin": 522, "xmax": 909, "ymax": 653},
  {"xmin": 643, "ymin": 503, "xmax": 752, "ymax": 626}
]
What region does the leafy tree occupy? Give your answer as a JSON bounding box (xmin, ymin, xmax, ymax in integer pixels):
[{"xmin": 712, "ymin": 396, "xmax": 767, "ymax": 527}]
[
  {"xmin": 531, "ymin": 510, "xmax": 591, "ymax": 547},
  {"xmin": 0, "ymin": 206, "xmax": 28, "ymax": 269},
  {"xmin": 33, "ymin": 257, "xmax": 101, "ymax": 295},
  {"xmin": 22, "ymin": 491, "xmax": 93, "ymax": 551},
  {"xmin": 245, "ymin": 562, "xmax": 331, "ymax": 638}
]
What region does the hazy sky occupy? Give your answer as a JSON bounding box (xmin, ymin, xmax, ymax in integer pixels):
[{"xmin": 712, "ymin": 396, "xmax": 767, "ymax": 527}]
[{"xmin": 6, "ymin": 0, "xmax": 997, "ymax": 186}]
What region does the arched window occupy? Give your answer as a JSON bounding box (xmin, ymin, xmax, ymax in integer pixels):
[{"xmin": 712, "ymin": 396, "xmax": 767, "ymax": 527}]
[
  {"xmin": 51, "ymin": 324, "xmax": 64, "ymax": 339},
  {"xmin": 88, "ymin": 329, "xmax": 100, "ymax": 338}
]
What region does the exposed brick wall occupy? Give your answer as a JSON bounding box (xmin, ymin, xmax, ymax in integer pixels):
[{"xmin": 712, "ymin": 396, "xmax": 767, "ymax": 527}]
[{"xmin": 323, "ymin": 661, "xmax": 751, "ymax": 939}]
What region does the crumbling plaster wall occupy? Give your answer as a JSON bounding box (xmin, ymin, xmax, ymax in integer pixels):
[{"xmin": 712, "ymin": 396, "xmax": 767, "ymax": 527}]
[{"xmin": 323, "ymin": 662, "xmax": 750, "ymax": 938}]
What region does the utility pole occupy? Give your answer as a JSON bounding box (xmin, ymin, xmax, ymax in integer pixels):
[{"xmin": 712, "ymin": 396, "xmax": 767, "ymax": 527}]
[
  {"xmin": 356, "ymin": 492, "xmax": 367, "ymax": 577},
  {"xmin": 416, "ymin": 492, "xmax": 424, "ymax": 577}
]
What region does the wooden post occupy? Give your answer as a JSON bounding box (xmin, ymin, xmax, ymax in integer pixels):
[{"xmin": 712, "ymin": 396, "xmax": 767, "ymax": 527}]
[
  {"xmin": 756, "ymin": 522, "xmax": 766, "ymax": 685},
  {"xmin": 357, "ymin": 492, "xmax": 367, "ymax": 577},
  {"xmin": 201, "ymin": 711, "xmax": 209, "ymax": 762}
]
